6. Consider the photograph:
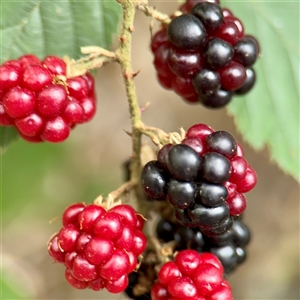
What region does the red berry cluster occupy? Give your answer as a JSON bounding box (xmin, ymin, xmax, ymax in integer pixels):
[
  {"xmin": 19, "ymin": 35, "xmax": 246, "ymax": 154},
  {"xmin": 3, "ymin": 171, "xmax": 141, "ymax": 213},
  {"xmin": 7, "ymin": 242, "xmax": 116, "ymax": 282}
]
[
  {"xmin": 151, "ymin": 0, "xmax": 259, "ymax": 108},
  {"xmin": 0, "ymin": 54, "xmax": 96, "ymax": 142},
  {"xmin": 141, "ymin": 123, "xmax": 257, "ymax": 236},
  {"xmin": 151, "ymin": 249, "xmax": 232, "ymax": 300},
  {"xmin": 48, "ymin": 203, "xmax": 147, "ymax": 293}
]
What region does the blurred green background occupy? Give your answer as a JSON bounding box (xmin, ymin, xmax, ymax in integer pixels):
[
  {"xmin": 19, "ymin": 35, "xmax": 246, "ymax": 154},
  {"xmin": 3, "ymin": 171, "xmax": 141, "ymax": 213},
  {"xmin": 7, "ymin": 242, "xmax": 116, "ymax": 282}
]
[{"xmin": 1, "ymin": 1, "xmax": 299, "ymax": 300}]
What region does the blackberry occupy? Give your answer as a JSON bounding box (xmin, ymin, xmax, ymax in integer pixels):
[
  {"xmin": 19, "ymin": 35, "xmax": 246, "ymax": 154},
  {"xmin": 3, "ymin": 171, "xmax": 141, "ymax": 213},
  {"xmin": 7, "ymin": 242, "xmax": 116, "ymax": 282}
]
[
  {"xmin": 191, "ymin": 2, "xmax": 223, "ymax": 31},
  {"xmin": 235, "ymin": 67, "xmax": 256, "ymax": 95},
  {"xmin": 198, "ymin": 182, "xmax": 228, "ymax": 207},
  {"xmin": 204, "ymin": 226, "xmax": 234, "ymax": 246},
  {"xmin": 192, "ymin": 68, "xmax": 221, "ymax": 96},
  {"xmin": 188, "ymin": 202, "xmax": 230, "ymax": 228},
  {"xmin": 200, "ymin": 152, "xmax": 231, "ymax": 183},
  {"xmin": 236, "ymin": 247, "xmax": 247, "ymax": 264},
  {"xmin": 167, "ymin": 47, "xmax": 203, "ymax": 77},
  {"xmin": 204, "ymin": 38, "xmax": 234, "ymax": 69},
  {"xmin": 151, "ymin": 1, "xmax": 260, "ymax": 108},
  {"xmin": 167, "ymin": 179, "xmax": 197, "ymax": 209},
  {"xmin": 167, "ymin": 14, "xmax": 207, "ymax": 50},
  {"xmin": 141, "ymin": 160, "xmax": 169, "ymax": 200},
  {"xmin": 214, "ymin": 17, "xmax": 243, "ymax": 45},
  {"xmin": 174, "ymin": 226, "xmax": 202, "ymax": 250},
  {"xmin": 234, "ymin": 36, "xmax": 259, "ymax": 66},
  {"xmin": 166, "ymin": 144, "xmax": 202, "ymax": 181},
  {"xmin": 206, "ymin": 131, "xmax": 237, "ymax": 159},
  {"xmin": 219, "ymin": 61, "xmax": 247, "ymax": 91},
  {"xmin": 200, "ymin": 88, "xmax": 232, "ymax": 108},
  {"xmin": 157, "ymin": 143, "xmax": 173, "ymax": 166},
  {"xmin": 200, "ymin": 216, "xmax": 233, "ymax": 237},
  {"xmin": 181, "ymin": 137, "xmax": 206, "ymax": 156},
  {"xmin": 156, "ymin": 218, "xmax": 176, "ymax": 242},
  {"xmin": 174, "ymin": 208, "xmax": 197, "ymax": 228},
  {"xmin": 209, "ymin": 243, "xmax": 239, "ymax": 274},
  {"xmin": 141, "ymin": 123, "xmax": 257, "ymax": 235},
  {"xmin": 231, "ymin": 219, "xmax": 251, "ymax": 247}
]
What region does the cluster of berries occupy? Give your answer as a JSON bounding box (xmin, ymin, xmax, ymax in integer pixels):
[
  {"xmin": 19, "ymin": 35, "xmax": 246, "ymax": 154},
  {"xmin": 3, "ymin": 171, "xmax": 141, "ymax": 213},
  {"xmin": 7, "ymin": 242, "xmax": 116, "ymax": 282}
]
[
  {"xmin": 151, "ymin": 0, "xmax": 259, "ymax": 108},
  {"xmin": 141, "ymin": 123, "xmax": 257, "ymax": 237},
  {"xmin": 48, "ymin": 203, "xmax": 147, "ymax": 293},
  {"xmin": 0, "ymin": 54, "xmax": 96, "ymax": 142},
  {"xmin": 156, "ymin": 217, "xmax": 250, "ymax": 274},
  {"xmin": 151, "ymin": 249, "xmax": 232, "ymax": 300}
]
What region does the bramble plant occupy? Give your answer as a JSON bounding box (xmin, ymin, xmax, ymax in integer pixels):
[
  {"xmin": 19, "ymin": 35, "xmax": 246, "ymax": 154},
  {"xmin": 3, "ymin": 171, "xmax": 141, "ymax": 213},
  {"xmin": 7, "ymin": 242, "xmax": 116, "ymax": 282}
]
[{"xmin": 1, "ymin": 0, "xmax": 299, "ymax": 299}]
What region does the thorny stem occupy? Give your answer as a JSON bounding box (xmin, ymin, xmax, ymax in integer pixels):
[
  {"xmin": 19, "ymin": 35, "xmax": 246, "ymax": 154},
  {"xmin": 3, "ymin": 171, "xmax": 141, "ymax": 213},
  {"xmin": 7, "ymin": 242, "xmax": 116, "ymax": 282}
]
[
  {"xmin": 136, "ymin": 3, "xmax": 172, "ymax": 24},
  {"xmin": 115, "ymin": 0, "xmax": 180, "ymax": 264},
  {"xmin": 93, "ymin": 180, "xmax": 136, "ymax": 209},
  {"xmin": 115, "ymin": 0, "xmax": 147, "ymax": 215},
  {"xmin": 71, "ymin": 0, "xmax": 176, "ymax": 262}
]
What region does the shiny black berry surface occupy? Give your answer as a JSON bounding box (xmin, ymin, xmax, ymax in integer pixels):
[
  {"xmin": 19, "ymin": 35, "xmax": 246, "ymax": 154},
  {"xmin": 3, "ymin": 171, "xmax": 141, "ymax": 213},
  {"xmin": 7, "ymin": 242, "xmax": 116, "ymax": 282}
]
[
  {"xmin": 167, "ymin": 144, "xmax": 202, "ymax": 181},
  {"xmin": 205, "ymin": 38, "xmax": 234, "ymax": 69},
  {"xmin": 141, "ymin": 160, "xmax": 169, "ymax": 199},
  {"xmin": 234, "ymin": 36, "xmax": 259, "ymax": 66},
  {"xmin": 156, "ymin": 218, "xmax": 176, "ymax": 242},
  {"xmin": 200, "ymin": 152, "xmax": 231, "ymax": 183},
  {"xmin": 210, "ymin": 243, "xmax": 239, "ymax": 273},
  {"xmin": 193, "ymin": 68, "xmax": 220, "ymax": 95},
  {"xmin": 167, "ymin": 179, "xmax": 197, "ymax": 209},
  {"xmin": 235, "ymin": 67, "xmax": 256, "ymax": 95},
  {"xmin": 198, "ymin": 182, "xmax": 228, "ymax": 207},
  {"xmin": 206, "ymin": 130, "xmax": 237, "ymax": 158},
  {"xmin": 232, "ymin": 219, "xmax": 251, "ymax": 247},
  {"xmin": 167, "ymin": 14, "xmax": 207, "ymax": 50},
  {"xmin": 188, "ymin": 202, "xmax": 230, "ymax": 227},
  {"xmin": 200, "ymin": 88, "xmax": 232, "ymax": 108},
  {"xmin": 191, "ymin": 2, "xmax": 223, "ymax": 31}
]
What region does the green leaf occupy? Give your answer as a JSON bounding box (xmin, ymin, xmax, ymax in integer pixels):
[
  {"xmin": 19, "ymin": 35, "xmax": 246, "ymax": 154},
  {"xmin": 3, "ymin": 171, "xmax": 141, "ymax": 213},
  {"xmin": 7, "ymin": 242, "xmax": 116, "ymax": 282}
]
[
  {"xmin": 1, "ymin": 277, "xmax": 23, "ymax": 300},
  {"xmin": 0, "ymin": 0, "xmax": 122, "ymax": 63},
  {"xmin": 222, "ymin": 1, "xmax": 300, "ymax": 181},
  {"xmin": 0, "ymin": 127, "xmax": 18, "ymax": 154},
  {"xmin": 0, "ymin": 0, "xmax": 122, "ymax": 150}
]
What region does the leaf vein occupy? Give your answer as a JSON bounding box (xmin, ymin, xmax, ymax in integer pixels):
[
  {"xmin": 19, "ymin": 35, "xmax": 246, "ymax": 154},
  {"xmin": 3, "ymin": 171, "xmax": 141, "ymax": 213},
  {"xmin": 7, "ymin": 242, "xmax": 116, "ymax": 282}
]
[{"xmin": 4, "ymin": 1, "xmax": 41, "ymax": 61}]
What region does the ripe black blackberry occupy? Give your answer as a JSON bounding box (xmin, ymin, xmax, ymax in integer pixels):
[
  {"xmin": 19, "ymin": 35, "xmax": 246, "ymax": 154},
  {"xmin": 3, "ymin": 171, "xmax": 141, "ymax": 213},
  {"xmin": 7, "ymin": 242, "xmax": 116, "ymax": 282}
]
[
  {"xmin": 140, "ymin": 123, "xmax": 257, "ymax": 236},
  {"xmin": 204, "ymin": 218, "xmax": 251, "ymax": 273},
  {"xmin": 151, "ymin": 0, "xmax": 260, "ymax": 108}
]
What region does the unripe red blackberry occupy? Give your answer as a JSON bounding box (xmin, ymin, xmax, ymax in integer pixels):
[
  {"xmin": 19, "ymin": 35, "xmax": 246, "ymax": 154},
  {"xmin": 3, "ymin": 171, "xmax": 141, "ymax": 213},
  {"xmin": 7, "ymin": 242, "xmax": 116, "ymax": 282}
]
[
  {"xmin": 0, "ymin": 54, "xmax": 97, "ymax": 142},
  {"xmin": 48, "ymin": 203, "xmax": 147, "ymax": 293},
  {"xmin": 151, "ymin": 250, "xmax": 233, "ymax": 299}
]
